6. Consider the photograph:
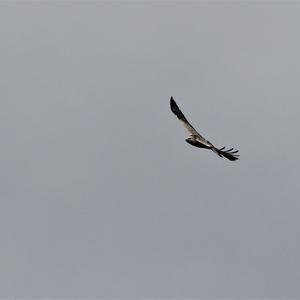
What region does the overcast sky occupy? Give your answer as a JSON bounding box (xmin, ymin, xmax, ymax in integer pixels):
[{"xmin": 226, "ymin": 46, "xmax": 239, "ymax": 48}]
[{"xmin": 1, "ymin": 1, "xmax": 300, "ymax": 298}]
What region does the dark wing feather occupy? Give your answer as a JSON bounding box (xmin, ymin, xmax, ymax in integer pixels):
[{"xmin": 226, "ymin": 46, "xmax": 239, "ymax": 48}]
[{"xmin": 213, "ymin": 146, "xmax": 240, "ymax": 161}]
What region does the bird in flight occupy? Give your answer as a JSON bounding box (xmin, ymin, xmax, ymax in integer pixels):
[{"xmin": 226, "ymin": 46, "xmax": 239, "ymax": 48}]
[{"xmin": 170, "ymin": 97, "xmax": 239, "ymax": 161}]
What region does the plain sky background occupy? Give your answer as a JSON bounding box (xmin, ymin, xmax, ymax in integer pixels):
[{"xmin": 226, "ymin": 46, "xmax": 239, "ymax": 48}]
[{"xmin": 1, "ymin": 1, "xmax": 300, "ymax": 298}]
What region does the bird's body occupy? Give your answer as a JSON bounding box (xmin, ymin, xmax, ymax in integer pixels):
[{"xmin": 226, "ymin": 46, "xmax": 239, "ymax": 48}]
[{"xmin": 170, "ymin": 97, "xmax": 239, "ymax": 161}]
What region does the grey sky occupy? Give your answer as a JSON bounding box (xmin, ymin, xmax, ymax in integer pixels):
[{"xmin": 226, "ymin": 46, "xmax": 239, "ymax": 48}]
[{"xmin": 1, "ymin": 1, "xmax": 300, "ymax": 298}]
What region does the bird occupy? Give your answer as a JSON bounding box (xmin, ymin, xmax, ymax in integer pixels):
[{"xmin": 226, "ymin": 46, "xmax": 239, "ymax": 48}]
[{"xmin": 170, "ymin": 97, "xmax": 239, "ymax": 161}]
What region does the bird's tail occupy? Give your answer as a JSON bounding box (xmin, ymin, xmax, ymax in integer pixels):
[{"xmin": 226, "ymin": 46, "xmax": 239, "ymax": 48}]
[{"xmin": 212, "ymin": 146, "xmax": 239, "ymax": 161}]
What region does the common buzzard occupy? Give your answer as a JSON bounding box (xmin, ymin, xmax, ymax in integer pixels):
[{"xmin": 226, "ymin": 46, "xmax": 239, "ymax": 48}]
[{"xmin": 170, "ymin": 97, "xmax": 239, "ymax": 161}]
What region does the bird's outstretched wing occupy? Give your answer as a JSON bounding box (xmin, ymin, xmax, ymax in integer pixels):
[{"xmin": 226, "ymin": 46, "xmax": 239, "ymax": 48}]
[
  {"xmin": 170, "ymin": 97, "xmax": 212, "ymax": 147},
  {"xmin": 170, "ymin": 97, "xmax": 198, "ymax": 136}
]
